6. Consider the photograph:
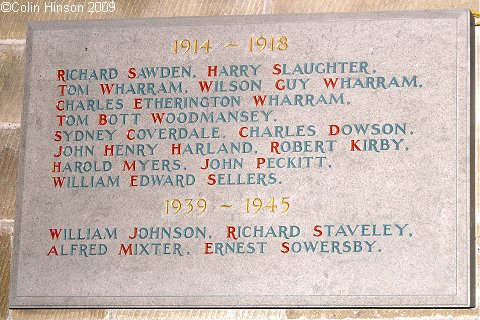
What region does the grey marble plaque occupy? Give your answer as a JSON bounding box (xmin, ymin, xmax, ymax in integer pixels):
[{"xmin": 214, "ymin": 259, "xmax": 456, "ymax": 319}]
[{"xmin": 10, "ymin": 10, "xmax": 475, "ymax": 308}]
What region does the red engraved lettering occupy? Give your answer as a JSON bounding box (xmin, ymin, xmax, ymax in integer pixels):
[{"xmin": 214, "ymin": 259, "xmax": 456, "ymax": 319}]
[
  {"xmin": 171, "ymin": 144, "xmax": 181, "ymax": 155},
  {"xmin": 207, "ymin": 65, "xmax": 217, "ymax": 77},
  {"xmin": 252, "ymin": 95, "xmax": 266, "ymax": 106},
  {"xmin": 49, "ymin": 228, "xmax": 62, "ymax": 240},
  {"xmin": 118, "ymin": 243, "xmax": 133, "ymax": 255},
  {"xmin": 280, "ymin": 242, "xmax": 290, "ymax": 253},
  {"xmin": 207, "ymin": 174, "xmax": 216, "ymax": 185},
  {"xmin": 133, "ymin": 98, "xmax": 143, "ymax": 109},
  {"xmin": 329, "ymin": 124, "xmax": 340, "ymax": 136},
  {"xmin": 350, "ymin": 140, "xmax": 361, "ymax": 151},
  {"xmin": 272, "ymin": 64, "xmax": 282, "ymax": 75},
  {"xmin": 151, "ymin": 113, "xmax": 165, "ymax": 124},
  {"xmin": 99, "ymin": 83, "xmax": 114, "ymax": 94},
  {"xmin": 256, "ymin": 157, "xmax": 266, "ymax": 168},
  {"xmin": 313, "ymin": 225, "xmax": 323, "ymax": 237},
  {"xmin": 270, "ymin": 141, "xmax": 280, "ymax": 154},
  {"xmin": 323, "ymin": 77, "xmax": 339, "ymax": 89},
  {"xmin": 57, "ymin": 115, "xmax": 65, "ymax": 126},
  {"xmin": 52, "ymin": 162, "xmax": 61, "ymax": 172},
  {"xmin": 99, "ymin": 114, "xmax": 107, "ymax": 125},
  {"xmin": 130, "ymin": 175, "xmax": 138, "ymax": 186},
  {"xmin": 104, "ymin": 145, "xmax": 114, "ymax": 156},
  {"xmin": 126, "ymin": 129, "xmax": 135, "ymax": 140},
  {"xmin": 47, "ymin": 245, "xmax": 59, "ymax": 256},
  {"xmin": 198, "ymin": 81, "xmax": 213, "ymax": 93},
  {"xmin": 127, "ymin": 68, "xmax": 136, "ymax": 79},
  {"xmin": 226, "ymin": 226, "xmax": 238, "ymax": 240},
  {"xmin": 53, "ymin": 146, "xmax": 62, "ymax": 157},
  {"xmin": 52, "ymin": 177, "xmax": 65, "ymax": 188},
  {"xmin": 239, "ymin": 127, "xmax": 248, "ymax": 138},
  {"xmin": 58, "ymin": 84, "xmax": 67, "ymax": 95},
  {"xmin": 275, "ymin": 79, "xmax": 285, "ymax": 90},
  {"xmin": 57, "ymin": 69, "xmax": 66, "ymax": 81},
  {"xmin": 123, "ymin": 160, "xmax": 136, "ymax": 171},
  {"xmin": 56, "ymin": 100, "xmax": 64, "ymax": 111},
  {"xmin": 204, "ymin": 242, "xmax": 213, "ymax": 254}
]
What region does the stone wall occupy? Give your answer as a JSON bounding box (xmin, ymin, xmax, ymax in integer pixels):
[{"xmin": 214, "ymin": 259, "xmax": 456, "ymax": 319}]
[{"xmin": 0, "ymin": 0, "xmax": 478, "ymax": 319}]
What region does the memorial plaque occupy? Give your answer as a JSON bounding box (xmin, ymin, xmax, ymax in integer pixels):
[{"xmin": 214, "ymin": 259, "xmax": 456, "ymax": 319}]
[{"xmin": 10, "ymin": 10, "xmax": 475, "ymax": 308}]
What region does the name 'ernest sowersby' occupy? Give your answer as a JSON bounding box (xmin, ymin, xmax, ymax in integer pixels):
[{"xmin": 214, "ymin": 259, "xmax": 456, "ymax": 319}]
[{"xmin": 46, "ymin": 224, "xmax": 410, "ymax": 257}]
